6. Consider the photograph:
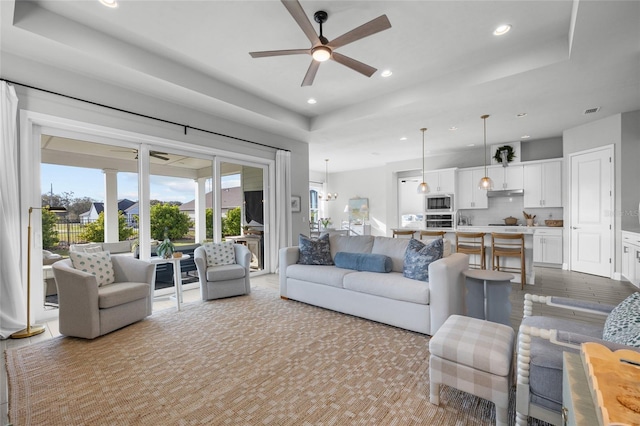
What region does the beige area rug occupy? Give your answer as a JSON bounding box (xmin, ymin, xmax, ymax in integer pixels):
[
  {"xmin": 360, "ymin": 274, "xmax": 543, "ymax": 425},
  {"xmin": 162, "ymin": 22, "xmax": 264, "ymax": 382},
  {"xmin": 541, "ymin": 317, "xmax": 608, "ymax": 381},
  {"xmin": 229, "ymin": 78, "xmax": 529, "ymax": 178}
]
[{"xmin": 6, "ymin": 287, "xmax": 520, "ymax": 425}]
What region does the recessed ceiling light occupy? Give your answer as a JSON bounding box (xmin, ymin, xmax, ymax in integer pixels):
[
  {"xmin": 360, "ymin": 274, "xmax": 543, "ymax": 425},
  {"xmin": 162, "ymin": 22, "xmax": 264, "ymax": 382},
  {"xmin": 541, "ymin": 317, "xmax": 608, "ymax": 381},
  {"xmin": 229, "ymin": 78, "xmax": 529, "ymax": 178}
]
[
  {"xmin": 99, "ymin": 0, "xmax": 118, "ymax": 8},
  {"xmin": 381, "ymin": 70, "xmax": 393, "ymax": 77},
  {"xmin": 307, "ymin": 98, "xmax": 317, "ymax": 104},
  {"xmin": 400, "ymin": 137, "xmax": 407, "ymax": 141},
  {"xmin": 516, "ymin": 113, "xmax": 527, "ymax": 118},
  {"xmin": 521, "ymin": 135, "xmax": 531, "ymax": 139},
  {"xmin": 449, "ymin": 126, "xmax": 458, "ymax": 131},
  {"xmin": 467, "ymin": 143, "xmax": 475, "ymax": 147},
  {"xmin": 494, "ymin": 24, "xmax": 511, "ymax": 36}
]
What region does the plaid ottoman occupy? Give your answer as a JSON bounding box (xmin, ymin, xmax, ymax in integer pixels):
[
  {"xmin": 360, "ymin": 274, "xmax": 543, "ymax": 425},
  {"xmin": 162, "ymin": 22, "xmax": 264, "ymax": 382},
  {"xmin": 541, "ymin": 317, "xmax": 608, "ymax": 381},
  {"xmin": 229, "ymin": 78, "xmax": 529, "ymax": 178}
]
[{"xmin": 429, "ymin": 315, "xmax": 515, "ymax": 426}]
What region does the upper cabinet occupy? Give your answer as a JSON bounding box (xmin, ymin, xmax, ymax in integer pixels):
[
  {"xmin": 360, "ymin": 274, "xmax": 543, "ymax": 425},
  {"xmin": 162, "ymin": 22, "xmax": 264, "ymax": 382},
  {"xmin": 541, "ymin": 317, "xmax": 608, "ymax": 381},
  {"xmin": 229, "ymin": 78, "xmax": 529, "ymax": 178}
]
[
  {"xmin": 523, "ymin": 160, "xmax": 562, "ymax": 208},
  {"xmin": 424, "ymin": 168, "xmax": 456, "ymax": 194},
  {"xmin": 457, "ymin": 168, "xmax": 488, "ymax": 209},
  {"xmin": 487, "ymin": 164, "xmax": 524, "ymax": 190}
]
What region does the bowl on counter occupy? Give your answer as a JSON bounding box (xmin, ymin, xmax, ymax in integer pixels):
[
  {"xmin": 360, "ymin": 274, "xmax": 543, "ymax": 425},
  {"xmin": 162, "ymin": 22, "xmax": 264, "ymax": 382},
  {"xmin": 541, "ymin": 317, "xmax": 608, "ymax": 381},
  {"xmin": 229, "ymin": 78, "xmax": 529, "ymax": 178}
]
[{"xmin": 544, "ymin": 220, "xmax": 564, "ymax": 227}]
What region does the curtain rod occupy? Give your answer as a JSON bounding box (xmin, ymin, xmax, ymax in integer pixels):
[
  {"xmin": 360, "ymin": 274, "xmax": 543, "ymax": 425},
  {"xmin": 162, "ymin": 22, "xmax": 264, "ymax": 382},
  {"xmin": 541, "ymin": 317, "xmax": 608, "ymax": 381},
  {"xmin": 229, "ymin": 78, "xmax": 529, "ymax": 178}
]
[{"xmin": 2, "ymin": 78, "xmax": 289, "ymax": 152}]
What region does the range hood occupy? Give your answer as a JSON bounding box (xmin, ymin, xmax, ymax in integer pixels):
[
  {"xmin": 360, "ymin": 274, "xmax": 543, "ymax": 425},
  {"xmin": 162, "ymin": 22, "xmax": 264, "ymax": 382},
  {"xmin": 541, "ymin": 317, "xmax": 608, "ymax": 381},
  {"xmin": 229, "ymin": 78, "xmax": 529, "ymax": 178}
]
[{"xmin": 487, "ymin": 189, "xmax": 524, "ymax": 198}]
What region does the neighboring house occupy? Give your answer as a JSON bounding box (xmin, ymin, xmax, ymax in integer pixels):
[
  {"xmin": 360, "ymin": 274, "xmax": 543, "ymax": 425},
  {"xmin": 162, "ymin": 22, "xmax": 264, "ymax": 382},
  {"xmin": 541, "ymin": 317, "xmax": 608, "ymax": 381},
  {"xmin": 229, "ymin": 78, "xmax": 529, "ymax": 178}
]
[
  {"xmin": 179, "ymin": 187, "xmax": 242, "ymax": 220},
  {"xmin": 80, "ymin": 199, "xmax": 137, "ymax": 226}
]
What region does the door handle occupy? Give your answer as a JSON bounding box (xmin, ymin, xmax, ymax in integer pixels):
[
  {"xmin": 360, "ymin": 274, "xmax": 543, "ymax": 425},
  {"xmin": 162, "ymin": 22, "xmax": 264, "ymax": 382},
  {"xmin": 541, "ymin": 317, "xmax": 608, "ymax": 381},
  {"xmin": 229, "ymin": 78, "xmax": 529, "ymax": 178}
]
[{"xmin": 571, "ymin": 226, "xmax": 580, "ymax": 230}]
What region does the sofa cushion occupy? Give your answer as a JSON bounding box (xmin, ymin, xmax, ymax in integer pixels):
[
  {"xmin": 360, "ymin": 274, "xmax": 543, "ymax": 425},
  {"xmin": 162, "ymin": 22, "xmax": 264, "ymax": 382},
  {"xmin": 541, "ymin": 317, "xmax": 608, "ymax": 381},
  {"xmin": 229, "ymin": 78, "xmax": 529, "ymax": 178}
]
[
  {"xmin": 334, "ymin": 252, "xmax": 392, "ymax": 273},
  {"xmin": 298, "ymin": 234, "xmax": 333, "ymax": 265},
  {"xmin": 371, "ymin": 237, "xmax": 410, "ymax": 273},
  {"xmin": 203, "ymin": 241, "xmax": 236, "ymax": 266},
  {"xmin": 70, "ymin": 243, "xmax": 103, "ymax": 253},
  {"xmin": 206, "ymin": 264, "xmax": 246, "ymax": 282},
  {"xmin": 343, "ymin": 271, "xmax": 430, "ymax": 304},
  {"xmin": 329, "ymin": 235, "xmax": 374, "ymax": 260},
  {"xmin": 521, "ymin": 315, "xmax": 604, "ymax": 411},
  {"xmin": 403, "ymin": 238, "xmax": 443, "ymax": 282},
  {"xmin": 69, "ymin": 250, "xmax": 115, "ymax": 287},
  {"xmin": 98, "ymin": 282, "xmax": 150, "ymax": 309},
  {"xmin": 286, "ymin": 264, "xmax": 354, "ymax": 288},
  {"xmin": 603, "ymin": 292, "xmax": 640, "ymax": 347},
  {"xmin": 101, "ymin": 241, "xmax": 132, "ymax": 254}
]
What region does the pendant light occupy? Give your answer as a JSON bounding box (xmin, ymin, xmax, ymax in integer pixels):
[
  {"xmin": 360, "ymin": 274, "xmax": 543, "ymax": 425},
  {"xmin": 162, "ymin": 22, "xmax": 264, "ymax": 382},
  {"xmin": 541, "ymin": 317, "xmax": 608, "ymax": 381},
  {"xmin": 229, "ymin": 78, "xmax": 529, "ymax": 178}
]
[
  {"xmin": 478, "ymin": 115, "xmax": 494, "ymax": 190},
  {"xmin": 417, "ymin": 128, "xmax": 430, "ymax": 194},
  {"xmin": 319, "ymin": 159, "xmax": 338, "ymax": 201}
]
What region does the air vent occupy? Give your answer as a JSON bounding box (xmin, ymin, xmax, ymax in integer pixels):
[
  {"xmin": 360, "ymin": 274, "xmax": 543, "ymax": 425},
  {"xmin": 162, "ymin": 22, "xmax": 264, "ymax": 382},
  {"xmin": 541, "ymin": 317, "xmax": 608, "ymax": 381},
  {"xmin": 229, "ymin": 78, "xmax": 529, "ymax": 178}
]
[{"xmin": 583, "ymin": 107, "xmax": 600, "ymax": 115}]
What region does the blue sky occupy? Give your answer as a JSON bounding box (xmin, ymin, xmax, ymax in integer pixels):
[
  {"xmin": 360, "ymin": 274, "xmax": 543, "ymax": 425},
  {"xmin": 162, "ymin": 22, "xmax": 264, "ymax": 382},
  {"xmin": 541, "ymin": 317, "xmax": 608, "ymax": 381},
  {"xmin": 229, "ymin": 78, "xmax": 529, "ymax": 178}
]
[{"xmin": 42, "ymin": 164, "xmax": 240, "ymax": 203}]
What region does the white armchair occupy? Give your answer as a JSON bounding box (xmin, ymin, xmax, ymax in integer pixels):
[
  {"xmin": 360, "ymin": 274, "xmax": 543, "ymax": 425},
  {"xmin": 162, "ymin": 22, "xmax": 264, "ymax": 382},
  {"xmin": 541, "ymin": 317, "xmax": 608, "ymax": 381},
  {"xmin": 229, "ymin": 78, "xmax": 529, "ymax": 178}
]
[
  {"xmin": 52, "ymin": 256, "xmax": 155, "ymax": 339},
  {"xmin": 194, "ymin": 244, "xmax": 251, "ymax": 301}
]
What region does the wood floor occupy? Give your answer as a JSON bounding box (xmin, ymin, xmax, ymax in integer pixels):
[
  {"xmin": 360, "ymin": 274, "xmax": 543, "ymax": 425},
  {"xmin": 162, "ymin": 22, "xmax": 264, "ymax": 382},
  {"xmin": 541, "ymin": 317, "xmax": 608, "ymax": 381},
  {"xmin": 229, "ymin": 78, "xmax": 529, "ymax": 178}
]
[{"xmin": 2, "ymin": 270, "xmax": 637, "ymax": 426}]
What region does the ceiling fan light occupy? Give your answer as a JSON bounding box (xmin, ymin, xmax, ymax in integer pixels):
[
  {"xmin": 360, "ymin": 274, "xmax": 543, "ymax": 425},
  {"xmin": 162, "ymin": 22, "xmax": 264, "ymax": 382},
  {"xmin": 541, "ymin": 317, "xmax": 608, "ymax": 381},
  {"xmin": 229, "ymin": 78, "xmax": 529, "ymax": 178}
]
[{"xmin": 312, "ymin": 46, "xmax": 331, "ymax": 62}]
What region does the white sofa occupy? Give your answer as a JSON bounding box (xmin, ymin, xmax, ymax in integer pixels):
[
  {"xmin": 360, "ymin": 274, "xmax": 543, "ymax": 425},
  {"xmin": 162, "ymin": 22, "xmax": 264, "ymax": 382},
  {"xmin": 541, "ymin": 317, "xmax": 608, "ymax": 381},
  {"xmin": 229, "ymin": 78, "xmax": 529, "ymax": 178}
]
[
  {"xmin": 70, "ymin": 241, "xmax": 134, "ymax": 256},
  {"xmin": 279, "ymin": 234, "xmax": 469, "ymax": 336}
]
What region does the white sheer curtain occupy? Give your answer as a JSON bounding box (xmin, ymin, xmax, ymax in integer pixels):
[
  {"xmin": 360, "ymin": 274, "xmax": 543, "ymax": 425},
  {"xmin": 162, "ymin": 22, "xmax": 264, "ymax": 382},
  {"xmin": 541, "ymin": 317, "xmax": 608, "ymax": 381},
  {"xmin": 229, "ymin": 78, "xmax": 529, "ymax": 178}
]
[
  {"xmin": 0, "ymin": 82, "xmax": 27, "ymax": 338},
  {"xmin": 270, "ymin": 150, "xmax": 292, "ymax": 272}
]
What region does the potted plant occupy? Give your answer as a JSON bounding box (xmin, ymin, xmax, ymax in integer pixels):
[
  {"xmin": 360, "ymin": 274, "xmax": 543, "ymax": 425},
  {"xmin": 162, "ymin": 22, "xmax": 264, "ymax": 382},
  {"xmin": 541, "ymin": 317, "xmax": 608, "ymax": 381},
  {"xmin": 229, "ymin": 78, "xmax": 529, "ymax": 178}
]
[{"xmin": 156, "ymin": 228, "xmax": 175, "ymax": 259}]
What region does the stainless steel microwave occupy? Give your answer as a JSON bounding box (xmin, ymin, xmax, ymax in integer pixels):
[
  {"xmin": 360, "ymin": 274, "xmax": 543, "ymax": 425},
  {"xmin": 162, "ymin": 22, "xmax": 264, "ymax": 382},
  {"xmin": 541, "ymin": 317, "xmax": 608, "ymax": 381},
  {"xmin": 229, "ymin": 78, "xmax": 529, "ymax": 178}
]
[{"xmin": 425, "ymin": 194, "xmax": 454, "ymax": 212}]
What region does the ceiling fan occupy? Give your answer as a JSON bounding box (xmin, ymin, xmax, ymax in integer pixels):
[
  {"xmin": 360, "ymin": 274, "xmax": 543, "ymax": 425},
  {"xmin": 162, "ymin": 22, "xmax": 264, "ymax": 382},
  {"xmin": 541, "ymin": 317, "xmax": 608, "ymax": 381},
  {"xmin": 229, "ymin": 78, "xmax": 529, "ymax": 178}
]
[
  {"xmin": 249, "ymin": 0, "xmax": 391, "ymax": 86},
  {"xmin": 111, "ymin": 149, "xmax": 170, "ymax": 161}
]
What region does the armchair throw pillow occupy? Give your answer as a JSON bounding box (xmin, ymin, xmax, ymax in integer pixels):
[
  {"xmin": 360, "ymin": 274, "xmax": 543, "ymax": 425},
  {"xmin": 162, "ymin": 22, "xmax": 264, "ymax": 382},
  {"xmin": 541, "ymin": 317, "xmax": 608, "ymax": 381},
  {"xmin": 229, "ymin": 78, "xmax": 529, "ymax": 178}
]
[
  {"xmin": 602, "ymin": 292, "xmax": 640, "ymax": 348},
  {"xmin": 203, "ymin": 242, "xmax": 236, "ymax": 266},
  {"xmin": 403, "ymin": 238, "xmax": 443, "ymax": 282},
  {"xmin": 69, "ymin": 250, "xmax": 115, "ymax": 287},
  {"xmin": 297, "ymin": 233, "xmax": 333, "ymax": 265}
]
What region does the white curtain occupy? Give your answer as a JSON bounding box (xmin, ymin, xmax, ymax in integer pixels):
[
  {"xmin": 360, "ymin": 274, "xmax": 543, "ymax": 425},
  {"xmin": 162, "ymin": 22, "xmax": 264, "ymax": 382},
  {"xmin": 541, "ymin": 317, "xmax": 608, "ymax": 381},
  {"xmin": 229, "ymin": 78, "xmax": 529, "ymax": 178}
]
[
  {"xmin": 270, "ymin": 150, "xmax": 292, "ymax": 272},
  {"xmin": 0, "ymin": 82, "xmax": 27, "ymax": 338}
]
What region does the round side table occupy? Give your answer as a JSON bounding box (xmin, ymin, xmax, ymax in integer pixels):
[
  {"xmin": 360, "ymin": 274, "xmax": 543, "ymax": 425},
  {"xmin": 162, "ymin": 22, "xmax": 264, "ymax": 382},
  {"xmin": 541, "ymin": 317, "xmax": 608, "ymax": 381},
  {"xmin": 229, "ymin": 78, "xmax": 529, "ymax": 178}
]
[{"xmin": 462, "ymin": 269, "xmax": 514, "ymax": 326}]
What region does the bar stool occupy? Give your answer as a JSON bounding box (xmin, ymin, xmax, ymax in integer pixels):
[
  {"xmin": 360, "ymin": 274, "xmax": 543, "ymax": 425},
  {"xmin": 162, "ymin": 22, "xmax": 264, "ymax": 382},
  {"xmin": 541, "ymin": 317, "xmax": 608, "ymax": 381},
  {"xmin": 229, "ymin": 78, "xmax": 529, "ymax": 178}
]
[
  {"xmin": 393, "ymin": 229, "xmax": 416, "ymax": 238},
  {"xmin": 419, "ymin": 230, "xmax": 446, "ymax": 240},
  {"xmin": 455, "ymin": 232, "xmax": 485, "ymax": 269},
  {"xmin": 491, "ymin": 233, "xmax": 526, "ymax": 289}
]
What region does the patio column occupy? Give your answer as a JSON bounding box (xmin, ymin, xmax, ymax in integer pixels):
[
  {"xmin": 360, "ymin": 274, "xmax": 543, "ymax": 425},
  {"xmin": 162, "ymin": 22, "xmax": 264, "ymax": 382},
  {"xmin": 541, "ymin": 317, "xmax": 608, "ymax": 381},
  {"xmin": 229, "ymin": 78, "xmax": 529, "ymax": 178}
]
[
  {"xmin": 194, "ymin": 177, "xmax": 207, "ymax": 243},
  {"xmin": 103, "ymin": 168, "xmax": 119, "ymax": 243}
]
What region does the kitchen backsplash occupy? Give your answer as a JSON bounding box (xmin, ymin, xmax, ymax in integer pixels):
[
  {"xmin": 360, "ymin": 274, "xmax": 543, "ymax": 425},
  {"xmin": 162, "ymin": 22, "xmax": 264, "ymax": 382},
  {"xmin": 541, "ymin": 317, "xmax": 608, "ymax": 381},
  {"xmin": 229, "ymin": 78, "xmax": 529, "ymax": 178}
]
[{"xmin": 458, "ymin": 196, "xmax": 562, "ymax": 226}]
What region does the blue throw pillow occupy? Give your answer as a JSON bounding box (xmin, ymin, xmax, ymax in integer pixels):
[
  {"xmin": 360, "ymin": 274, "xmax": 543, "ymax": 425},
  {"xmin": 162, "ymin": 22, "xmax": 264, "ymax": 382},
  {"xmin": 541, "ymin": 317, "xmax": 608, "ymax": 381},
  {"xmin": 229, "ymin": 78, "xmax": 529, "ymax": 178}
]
[
  {"xmin": 403, "ymin": 238, "xmax": 443, "ymax": 281},
  {"xmin": 602, "ymin": 292, "xmax": 640, "ymax": 347},
  {"xmin": 297, "ymin": 233, "xmax": 334, "ymax": 265},
  {"xmin": 334, "ymin": 252, "xmax": 392, "ymax": 273}
]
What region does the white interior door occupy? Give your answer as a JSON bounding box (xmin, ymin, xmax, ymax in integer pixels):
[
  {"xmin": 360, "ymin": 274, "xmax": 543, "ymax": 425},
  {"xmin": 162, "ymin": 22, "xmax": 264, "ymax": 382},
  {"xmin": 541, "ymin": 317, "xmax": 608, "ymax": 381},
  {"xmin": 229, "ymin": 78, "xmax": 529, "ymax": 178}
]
[{"xmin": 570, "ymin": 146, "xmax": 613, "ymax": 277}]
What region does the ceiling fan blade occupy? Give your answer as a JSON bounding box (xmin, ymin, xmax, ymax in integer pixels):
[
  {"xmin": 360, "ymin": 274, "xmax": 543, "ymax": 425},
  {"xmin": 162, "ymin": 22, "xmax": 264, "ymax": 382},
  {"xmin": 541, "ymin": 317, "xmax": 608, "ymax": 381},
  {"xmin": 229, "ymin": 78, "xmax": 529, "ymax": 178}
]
[
  {"xmin": 281, "ymin": 0, "xmax": 321, "ymax": 46},
  {"xmin": 301, "ymin": 60, "xmax": 321, "ymax": 86},
  {"xmin": 331, "ymin": 52, "xmax": 377, "ymax": 77},
  {"xmin": 250, "ymin": 48, "xmax": 310, "ymax": 58},
  {"xmin": 150, "ymin": 151, "xmax": 170, "ymax": 161},
  {"xmin": 327, "ymin": 15, "xmax": 392, "ymax": 50}
]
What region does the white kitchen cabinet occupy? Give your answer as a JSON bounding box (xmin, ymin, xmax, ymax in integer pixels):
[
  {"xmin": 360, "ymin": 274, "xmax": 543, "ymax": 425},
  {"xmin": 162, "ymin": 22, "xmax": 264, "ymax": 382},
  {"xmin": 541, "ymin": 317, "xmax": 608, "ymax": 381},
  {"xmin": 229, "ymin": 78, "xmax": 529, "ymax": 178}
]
[
  {"xmin": 424, "ymin": 168, "xmax": 456, "ymax": 194},
  {"xmin": 622, "ymin": 231, "xmax": 640, "ymax": 288},
  {"xmin": 533, "ymin": 228, "xmax": 563, "ymax": 265},
  {"xmin": 523, "ymin": 160, "xmax": 562, "ymax": 208},
  {"xmin": 456, "ymin": 168, "xmax": 488, "ymax": 209},
  {"xmin": 487, "ymin": 164, "xmax": 523, "ymax": 190}
]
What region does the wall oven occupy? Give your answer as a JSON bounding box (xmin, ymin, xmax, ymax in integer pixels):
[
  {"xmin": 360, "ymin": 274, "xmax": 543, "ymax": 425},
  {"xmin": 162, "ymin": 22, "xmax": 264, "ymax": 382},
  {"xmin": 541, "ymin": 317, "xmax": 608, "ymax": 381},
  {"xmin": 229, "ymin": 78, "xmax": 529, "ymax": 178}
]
[
  {"xmin": 425, "ymin": 213, "xmax": 455, "ymax": 229},
  {"xmin": 425, "ymin": 194, "xmax": 454, "ymax": 212}
]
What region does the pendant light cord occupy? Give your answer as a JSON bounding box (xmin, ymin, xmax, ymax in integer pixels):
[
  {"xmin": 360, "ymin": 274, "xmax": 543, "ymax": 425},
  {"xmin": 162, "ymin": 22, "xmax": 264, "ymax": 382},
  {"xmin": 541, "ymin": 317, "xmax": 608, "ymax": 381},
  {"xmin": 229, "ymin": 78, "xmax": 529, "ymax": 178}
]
[{"xmin": 481, "ymin": 115, "xmax": 489, "ymax": 174}]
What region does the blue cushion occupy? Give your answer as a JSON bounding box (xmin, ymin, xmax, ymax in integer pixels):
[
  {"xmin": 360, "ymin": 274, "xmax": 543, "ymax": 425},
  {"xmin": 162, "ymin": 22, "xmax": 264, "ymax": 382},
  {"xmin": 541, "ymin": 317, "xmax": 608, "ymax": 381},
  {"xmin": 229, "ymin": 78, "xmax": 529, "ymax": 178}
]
[
  {"xmin": 334, "ymin": 252, "xmax": 392, "ymax": 273},
  {"xmin": 297, "ymin": 233, "xmax": 333, "ymax": 265},
  {"xmin": 403, "ymin": 238, "xmax": 443, "ymax": 281}
]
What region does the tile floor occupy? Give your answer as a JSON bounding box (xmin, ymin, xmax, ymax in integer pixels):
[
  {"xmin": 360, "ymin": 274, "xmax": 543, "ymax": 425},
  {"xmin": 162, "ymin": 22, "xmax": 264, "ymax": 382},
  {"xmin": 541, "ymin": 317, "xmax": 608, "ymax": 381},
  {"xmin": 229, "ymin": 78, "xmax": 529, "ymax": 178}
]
[{"xmin": 1, "ymin": 270, "xmax": 637, "ymax": 425}]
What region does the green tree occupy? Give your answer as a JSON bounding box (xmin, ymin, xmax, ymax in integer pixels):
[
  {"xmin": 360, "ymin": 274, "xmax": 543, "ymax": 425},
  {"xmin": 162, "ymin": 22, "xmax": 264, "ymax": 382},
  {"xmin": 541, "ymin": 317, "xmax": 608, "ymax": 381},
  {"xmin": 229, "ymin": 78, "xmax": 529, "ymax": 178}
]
[
  {"xmin": 222, "ymin": 207, "xmax": 241, "ymax": 237},
  {"xmin": 149, "ymin": 204, "xmax": 191, "ymax": 240},
  {"xmin": 79, "ymin": 211, "xmax": 135, "ymax": 242},
  {"xmin": 41, "ymin": 208, "xmax": 60, "ymax": 249},
  {"xmin": 206, "ymin": 208, "xmax": 214, "ymax": 239}
]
